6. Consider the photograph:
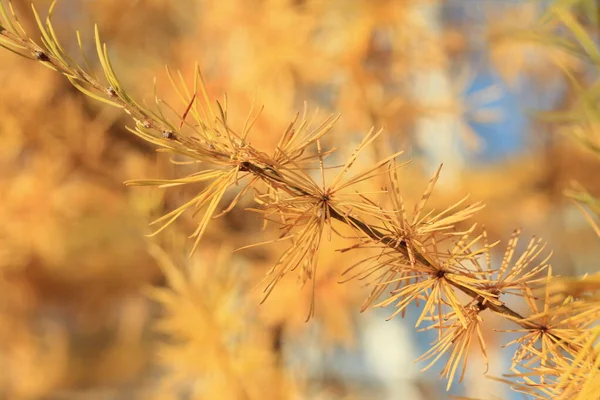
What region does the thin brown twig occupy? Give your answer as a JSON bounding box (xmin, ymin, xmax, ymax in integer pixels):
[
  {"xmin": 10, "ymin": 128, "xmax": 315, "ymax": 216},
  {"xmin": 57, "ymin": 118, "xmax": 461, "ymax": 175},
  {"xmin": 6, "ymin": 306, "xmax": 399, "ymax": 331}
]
[{"xmin": 0, "ymin": 21, "xmax": 545, "ymax": 333}]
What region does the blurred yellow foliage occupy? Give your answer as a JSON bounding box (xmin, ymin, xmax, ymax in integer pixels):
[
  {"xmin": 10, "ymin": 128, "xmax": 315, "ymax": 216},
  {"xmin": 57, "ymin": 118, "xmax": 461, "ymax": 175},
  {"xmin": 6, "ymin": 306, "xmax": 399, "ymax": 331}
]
[{"xmin": 1, "ymin": 1, "xmax": 600, "ymax": 399}]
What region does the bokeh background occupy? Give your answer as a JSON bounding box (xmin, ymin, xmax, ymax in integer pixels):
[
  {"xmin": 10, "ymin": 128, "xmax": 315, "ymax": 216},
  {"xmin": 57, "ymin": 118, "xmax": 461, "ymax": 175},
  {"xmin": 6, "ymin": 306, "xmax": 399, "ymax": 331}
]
[{"xmin": 0, "ymin": 0, "xmax": 599, "ymax": 399}]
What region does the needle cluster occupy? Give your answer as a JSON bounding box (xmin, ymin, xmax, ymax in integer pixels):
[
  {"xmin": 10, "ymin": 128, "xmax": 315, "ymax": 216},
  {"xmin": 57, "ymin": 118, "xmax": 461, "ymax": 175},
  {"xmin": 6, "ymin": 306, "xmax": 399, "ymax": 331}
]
[{"xmin": 0, "ymin": 1, "xmax": 597, "ymax": 396}]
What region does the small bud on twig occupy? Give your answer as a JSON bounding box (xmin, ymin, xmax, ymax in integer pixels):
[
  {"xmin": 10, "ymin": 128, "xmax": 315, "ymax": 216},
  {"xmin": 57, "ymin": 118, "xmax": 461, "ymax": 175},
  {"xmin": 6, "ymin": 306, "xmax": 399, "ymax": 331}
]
[
  {"xmin": 33, "ymin": 49, "xmax": 49, "ymax": 61},
  {"xmin": 163, "ymin": 130, "xmax": 175, "ymax": 140}
]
